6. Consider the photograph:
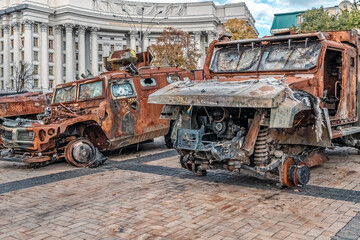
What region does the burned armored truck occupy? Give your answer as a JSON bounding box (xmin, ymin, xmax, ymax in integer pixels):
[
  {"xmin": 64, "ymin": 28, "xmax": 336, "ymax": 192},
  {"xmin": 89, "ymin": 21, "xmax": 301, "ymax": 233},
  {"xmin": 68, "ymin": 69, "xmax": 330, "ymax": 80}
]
[
  {"xmin": 149, "ymin": 30, "xmax": 360, "ymax": 187},
  {"xmin": 1, "ymin": 49, "xmax": 193, "ymax": 167}
]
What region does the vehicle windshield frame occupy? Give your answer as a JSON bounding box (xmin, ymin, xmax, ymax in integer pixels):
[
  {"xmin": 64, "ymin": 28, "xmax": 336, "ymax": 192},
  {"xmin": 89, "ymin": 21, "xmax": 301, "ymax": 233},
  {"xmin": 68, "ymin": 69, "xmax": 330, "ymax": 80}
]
[
  {"xmin": 77, "ymin": 80, "xmax": 105, "ymax": 102},
  {"xmin": 52, "ymin": 84, "xmax": 77, "ymax": 104},
  {"xmin": 210, "ymin": 40, "xmax": 322, "ymax": 73}
]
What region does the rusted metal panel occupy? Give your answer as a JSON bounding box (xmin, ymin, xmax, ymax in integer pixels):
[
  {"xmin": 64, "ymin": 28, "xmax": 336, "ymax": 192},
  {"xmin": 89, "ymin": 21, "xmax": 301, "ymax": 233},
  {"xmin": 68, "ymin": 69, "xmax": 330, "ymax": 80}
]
[{"xmin": 0, "ymin": 49, "xmax": 193, "ymax": 167}]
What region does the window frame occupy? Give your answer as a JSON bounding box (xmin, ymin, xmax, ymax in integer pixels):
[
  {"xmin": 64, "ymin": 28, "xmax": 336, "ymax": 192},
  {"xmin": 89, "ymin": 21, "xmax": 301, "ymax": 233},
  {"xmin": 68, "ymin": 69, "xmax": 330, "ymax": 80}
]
[
  {"xmin": 77, "ymin": 80, "xmax": 105, "ymax": 102},
  {"xmin": 110, "ymin": 79, "xmax": 137, "ymax": 100},
  {"xmin": 139, "ymin": 76, "xmax": 158, "ymax": 90}
]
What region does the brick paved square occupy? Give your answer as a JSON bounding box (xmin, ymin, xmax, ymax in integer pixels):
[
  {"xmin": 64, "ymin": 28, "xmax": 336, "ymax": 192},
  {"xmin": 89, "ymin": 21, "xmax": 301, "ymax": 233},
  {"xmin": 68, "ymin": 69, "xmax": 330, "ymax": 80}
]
[{"xmin": 0, "ymin": 142, "xmax": 359, "ymax": 239}]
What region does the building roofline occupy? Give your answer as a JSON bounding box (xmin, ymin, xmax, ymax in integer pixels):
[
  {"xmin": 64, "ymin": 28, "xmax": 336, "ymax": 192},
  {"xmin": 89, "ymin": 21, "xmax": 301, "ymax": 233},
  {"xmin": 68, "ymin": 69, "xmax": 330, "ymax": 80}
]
[{"xmin": 273, "ymin": 11, "xmax": 305, "ymax": 16}]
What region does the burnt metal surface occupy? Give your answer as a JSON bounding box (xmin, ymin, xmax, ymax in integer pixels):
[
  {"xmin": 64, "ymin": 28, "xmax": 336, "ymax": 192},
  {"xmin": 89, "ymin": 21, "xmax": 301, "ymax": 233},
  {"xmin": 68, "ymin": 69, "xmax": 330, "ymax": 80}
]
[
  {"xmin": 149, "ymin": 29, "xmax": 360, "ymax": 187},
  {"xmin": 0, "ymin": 49, "xmax": 193, "ymax": 167},
  {"xmin": 0, "ymin": 91, "xmax": 51, "ymax": 118}
]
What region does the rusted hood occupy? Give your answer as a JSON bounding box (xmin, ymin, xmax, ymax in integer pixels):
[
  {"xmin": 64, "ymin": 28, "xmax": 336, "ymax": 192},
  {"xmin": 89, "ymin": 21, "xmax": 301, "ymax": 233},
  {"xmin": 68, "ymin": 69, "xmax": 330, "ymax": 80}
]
[{"xmin": 149, "ymin": 78, "xmax": 287, "ymax": 108}]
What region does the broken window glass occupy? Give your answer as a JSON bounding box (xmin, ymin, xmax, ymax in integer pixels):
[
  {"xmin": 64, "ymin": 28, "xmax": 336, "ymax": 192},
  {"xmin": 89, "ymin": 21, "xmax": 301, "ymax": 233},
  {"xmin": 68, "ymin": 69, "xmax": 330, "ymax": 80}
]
[
  {"xmin": 140, "ymin": 78, "xmax": 157, "ymax": 87},
  {"xmin": 259, "ymin": 41, "xmax": 321, "ymax": 71},
  {"xmin": 210, "ymin": 46, "xmax": 261, "ymax": 72},
  {"xmin": 53, "ymin": 85, "xmax": 76, "ymax": 103},
  {"xmin": 79, "ymin": 81, "xmax": 103, "ymax": 100},
  {"xmin": 210, "ymin": 41, "xmax": 321, "ymax": 72},
  {"xmin": 112, "ymin": 83, "xmax": 134, "ymax": 97},
  {"xmin": 167, "ymin": 75, "xmax": 181, "ymax": 84}
]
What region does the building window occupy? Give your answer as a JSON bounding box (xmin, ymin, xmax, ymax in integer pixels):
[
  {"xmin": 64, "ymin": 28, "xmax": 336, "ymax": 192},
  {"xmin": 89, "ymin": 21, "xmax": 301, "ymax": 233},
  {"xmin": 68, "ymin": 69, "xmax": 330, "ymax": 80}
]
[
  {"xmin": 1, "ymin": 41, "xmax": 3, "ymax": 51},
  {"xmin": 21, "ymin": 38, "xmax": 24, "ymax": 47},
  {"xmin": 76, "ymin": 63, "xmax": 79, "ymax": 71},
  {"xmin": 98, "ymin": 44, "xmax": 102, "ymax": 51},
  {"xmin": 21, "ymin": 51, "xmax": 24, "ymax": 61},
  {"xmin": 34, "ymin": 51, "xmax": 39, "ymax": 61},
  {"xmin": 0, "ymin": 55, "xmax": 3, "ymax": 64},
  {"xmin": 98, "ymin": 64, "xmax": 102, "ymax": 72},
  {"xmin": 49, "ymin": 66, "xmax": 54, "ymax": 75},
  {"xmin": 63, "ymin": 67, "xmax": 66, "ymax": 76},
  {"xmin": 33, "ymin": 24, "xmax": 38, "ymax": 33},
  {"xmin": 111, "ymin": 44, "xmax": 115, "ymax": 51},
  {"xmin": 75, "ymin": 42, "xmax": 78, "ymax": 50},
  {"xmin": 0, "ymin": 68, "xmax": 3, "ymax": 77},
  {"xmin": 297, "ymin": 15, "xmax": 303, "ymax": 24},
  {"xmin": 63, "ymin": 54, "xmax": 66, "ymax": 63},
  {"xmin": 136, "ymin": 46, "xmax": 139, "ymax": 52},
  {"xmin": 110, "ymin": 37, "xmax": 114, "ymax": 40},
  {"xmin": 10, "ymin": 39, "xmax": 14, "ymax": 49},
  {"xmin": 1, "ymin": 29, "xmax": 3, "ymax": 37},
  {"xmin": 1, "ymin": 80, "xmax": 3, "ymax": 90},
  {"xmin": 11, "ymin": 26, "xmax": 14, "ymax": 35},
  {"xmin": 21, "ymin": 24, "xmax": 24, "ymax": 33},
  {"xmin": 11, "ymin": 79, "xmax": 14, "ymax": 89},
  {"xmin": 49, "ymin": 26, "xmax": 53, "ymax": 35},
  {"xmin": 33, "ymin": 65, "xmax": 39, "ymax": 74},
  {"xmin": 63, "ymin": 42, "xmax": 66, "ymax": 50},
  {"xmin": 49, "ymin": 80, "xmax": 53, "ymax": 89},
  {"xmin": 49, "ymin": 40, "xmax": 53, "ymax": 49},
  {"xmin": 98, "ymin": 54, "xmax": 102, "ymax": 62},
  {"xmin": 34, "ymin": 37, "xmax": 38, "ymax": 47},
  {"xmin": 76, "ymin": 53, "xmax": 79, "ymax": 61},
  {"xmin": 10, "ymin": 66, "xmax": 13, "ymax": 76},
  {"xmin": 34, "ymin": 79, "xmax": 38, "ymax": 88},
  {"xmin": 49, "ymin": 53, "xmax": 54, "ymax": 62},
  {"xmin": 123, "ymin": 45, "xmax": 127, "ymax": 50},
  {"xmin": 10, "ymin": 53, "xmax": 13, "ymax": 62}
]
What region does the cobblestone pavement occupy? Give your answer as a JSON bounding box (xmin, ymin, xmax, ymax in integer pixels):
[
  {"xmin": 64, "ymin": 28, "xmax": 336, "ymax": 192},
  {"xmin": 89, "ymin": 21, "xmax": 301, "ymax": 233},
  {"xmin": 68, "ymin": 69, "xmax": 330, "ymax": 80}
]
[{"xmin": 0, "ymin": 138, "xmax": 359, "ymax": 240}]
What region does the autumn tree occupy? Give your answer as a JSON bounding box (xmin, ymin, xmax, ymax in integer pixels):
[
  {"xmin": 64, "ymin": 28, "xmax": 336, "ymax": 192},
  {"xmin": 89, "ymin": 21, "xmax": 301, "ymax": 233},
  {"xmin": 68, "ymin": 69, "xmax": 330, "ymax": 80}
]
[
  {"xmin": 151, "ymin": 27, "xmax": 201, "ymax": 70},
  {"xmin": 295, "ymin": 2, "xmax": 360, "ymax": 32},
  {"xmin": 12, "ymin": 61, "xmax": 34, "ymax": 92},
  {"xmin": 222, "ymin": 18, "xmax": 258, "ymax": 40}
]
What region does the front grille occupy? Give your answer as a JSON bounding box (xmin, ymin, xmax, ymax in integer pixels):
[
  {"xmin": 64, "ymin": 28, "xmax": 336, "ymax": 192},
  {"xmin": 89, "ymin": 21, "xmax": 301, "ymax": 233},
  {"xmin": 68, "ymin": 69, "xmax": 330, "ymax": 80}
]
[
  {"xmin": 17, "ymin": 130, "xmax": 35, "ymax": 141},
  {"xmin": 2, "ymin": 130, "xmax": 12, "ymax": 140}
]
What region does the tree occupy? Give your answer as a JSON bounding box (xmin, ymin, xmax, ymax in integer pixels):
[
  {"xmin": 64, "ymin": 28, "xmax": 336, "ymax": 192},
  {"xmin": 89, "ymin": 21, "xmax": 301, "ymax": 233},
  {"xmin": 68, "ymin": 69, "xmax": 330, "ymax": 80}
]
[
  {"xmin": 222, "ymin": 18, "xmax": 258, "ymax": 40},
  {"xmin": 295, "ymin": 2, "xmax": 360, "ymax": 32},
  {"xmin": 151, "ymin": 27, "xmax": 201, "ymax": 70},
  {"xmin": 12, "ymin": 61, "xmax": 34, "ymax": 92}
]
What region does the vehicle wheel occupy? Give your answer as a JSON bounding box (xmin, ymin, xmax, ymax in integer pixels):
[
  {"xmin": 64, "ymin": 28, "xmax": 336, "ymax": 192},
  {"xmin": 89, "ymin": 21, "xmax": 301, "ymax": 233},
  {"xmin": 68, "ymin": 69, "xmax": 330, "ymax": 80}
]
[
  {"xmin": 64, "ymin": 138, "xmax": 97, "ymax": 168},
  {"xmin": 165, "ymin": 121, "xmax": 174, "ymax": 149}
]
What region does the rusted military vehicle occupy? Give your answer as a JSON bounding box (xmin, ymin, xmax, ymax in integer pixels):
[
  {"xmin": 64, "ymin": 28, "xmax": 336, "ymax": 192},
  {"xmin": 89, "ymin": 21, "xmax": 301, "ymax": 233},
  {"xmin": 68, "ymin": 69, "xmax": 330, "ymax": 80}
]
[
  {"xmin": 149, "ymin": 30, "xmax": 360, "ymax": 187},
  {"xmin": 0, "ymin": 91, "xmax": 51, "ymax": 147},
  {"xmin": 1, "ymin": 49, "xmax": 193, "ymax": 167}
]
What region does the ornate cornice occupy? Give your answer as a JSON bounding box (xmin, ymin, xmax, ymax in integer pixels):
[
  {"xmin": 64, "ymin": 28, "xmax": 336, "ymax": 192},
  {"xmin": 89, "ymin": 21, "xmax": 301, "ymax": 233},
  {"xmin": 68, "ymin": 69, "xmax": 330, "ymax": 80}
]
[
  {"xmin": 64, "ymin": 23, "xmax": 75, "ymax": 32},
  {"xmin": 90, "ymin": 27, "xmax": 100, "ymax": 33},
  {"xmin": 23, "ymin": 19, "xmax": 34, "ymax": 30},
  {"xmin": 77, "ymin": 25, "xmax": 87, "ymax": 33},
  {"xmin": 2, "ymin": 24, "xmax": 10, "ymax": 33},
  {"xmin": 11, "ymin": 22, "xmax": 20, "ymax": 31}
]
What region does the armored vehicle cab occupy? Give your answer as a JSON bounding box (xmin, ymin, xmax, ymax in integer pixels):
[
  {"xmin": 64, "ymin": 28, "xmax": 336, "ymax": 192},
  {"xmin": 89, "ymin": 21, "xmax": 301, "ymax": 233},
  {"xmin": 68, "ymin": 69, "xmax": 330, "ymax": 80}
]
[
  {"xmin": 1, "ymin": 49, "xmax": 193, "ymax": 167},
  {"xmin": 149, "ymin": 30, "xmax": 360, "ymax": 187}
]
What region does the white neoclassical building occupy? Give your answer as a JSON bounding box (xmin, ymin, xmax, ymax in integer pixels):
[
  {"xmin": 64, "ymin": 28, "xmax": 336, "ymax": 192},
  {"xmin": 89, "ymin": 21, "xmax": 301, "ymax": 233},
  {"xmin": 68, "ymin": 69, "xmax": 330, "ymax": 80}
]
[{"xmin": 0, "ymin": 0, "xmax": 257, "ymax": 92}]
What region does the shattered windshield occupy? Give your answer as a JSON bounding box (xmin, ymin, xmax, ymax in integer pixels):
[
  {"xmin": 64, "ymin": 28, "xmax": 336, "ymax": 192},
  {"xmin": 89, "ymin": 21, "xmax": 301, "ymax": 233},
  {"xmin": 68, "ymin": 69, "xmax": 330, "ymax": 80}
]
[
  {"xmin": 53, "ymin": 85, "xmax": 76, "ymax": 103},
  {"xmin": 79, "ymin": 81, "xmax": 103, "ymax": 100},
  {"xmin": 210, "ymin": 41, "xmax": 321, "ymax": 72},
  {"xmin": 211, "ymin": 46, "xmax": 261, "ymax": 72}
]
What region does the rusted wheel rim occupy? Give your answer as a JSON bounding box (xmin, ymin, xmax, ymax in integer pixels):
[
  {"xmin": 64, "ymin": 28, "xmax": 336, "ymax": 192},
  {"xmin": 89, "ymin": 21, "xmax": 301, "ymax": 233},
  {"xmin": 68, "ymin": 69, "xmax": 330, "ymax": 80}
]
[
  {"xmin": 65, "ymin": 138, "xmax": 95, "ymax": 167},
  {"xmin": 282, "ymin": 157, "xmax": 295, "ymax": 188}
]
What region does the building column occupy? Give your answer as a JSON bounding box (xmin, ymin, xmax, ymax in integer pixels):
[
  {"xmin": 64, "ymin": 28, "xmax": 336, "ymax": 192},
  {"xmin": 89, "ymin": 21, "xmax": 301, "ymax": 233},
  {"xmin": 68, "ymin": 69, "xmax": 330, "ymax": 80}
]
[
  {"xmin": 103, "ymin": 42, "xmax": 110, "ymax": 58},
  {"xmin": 207, "ymin": 30, "xmax": 217, "ymax": 44},
  {"xmin": 12, "ymin": 22, "xmax": 20, "ymax": 77},
  {"xmin": 78, "ymin": 25, "xmax": 86, "ymax": 77},
  {"xmin": 54, "ymin": 25, "xmax": 63, "ymax": 85},
  {"xmin": 91, "ymin": 27, "xmax": 99, "ymax": 76},
  {"xmin": 40, "ymin": 23, "xmax": 49, "ymax": 90},
  {"xmin": 2, "ymin": 24, "xmax": 10, "ymax": 90},
  {"xmin": 194, "ymin": 31, "xmax": 202, "ymax": 68},
  {"xmin": 23, "ymin": 19, "xmax": 34, "ymax": 65},
  {"xmin": 129, "ymin": 31, "xmax": 136, "ymax": 51},
  {"xmin": 65, "ymin": 23, "xmax": 74, "ymax": 82}
]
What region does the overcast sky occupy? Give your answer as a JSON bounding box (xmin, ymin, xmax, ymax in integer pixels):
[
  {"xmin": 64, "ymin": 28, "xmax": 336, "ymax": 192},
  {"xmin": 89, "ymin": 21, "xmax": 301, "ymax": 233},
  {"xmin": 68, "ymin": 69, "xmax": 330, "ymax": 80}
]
[{"xmin": 134, "ymin": 0, "xmax": 342, "ymax": 36}]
